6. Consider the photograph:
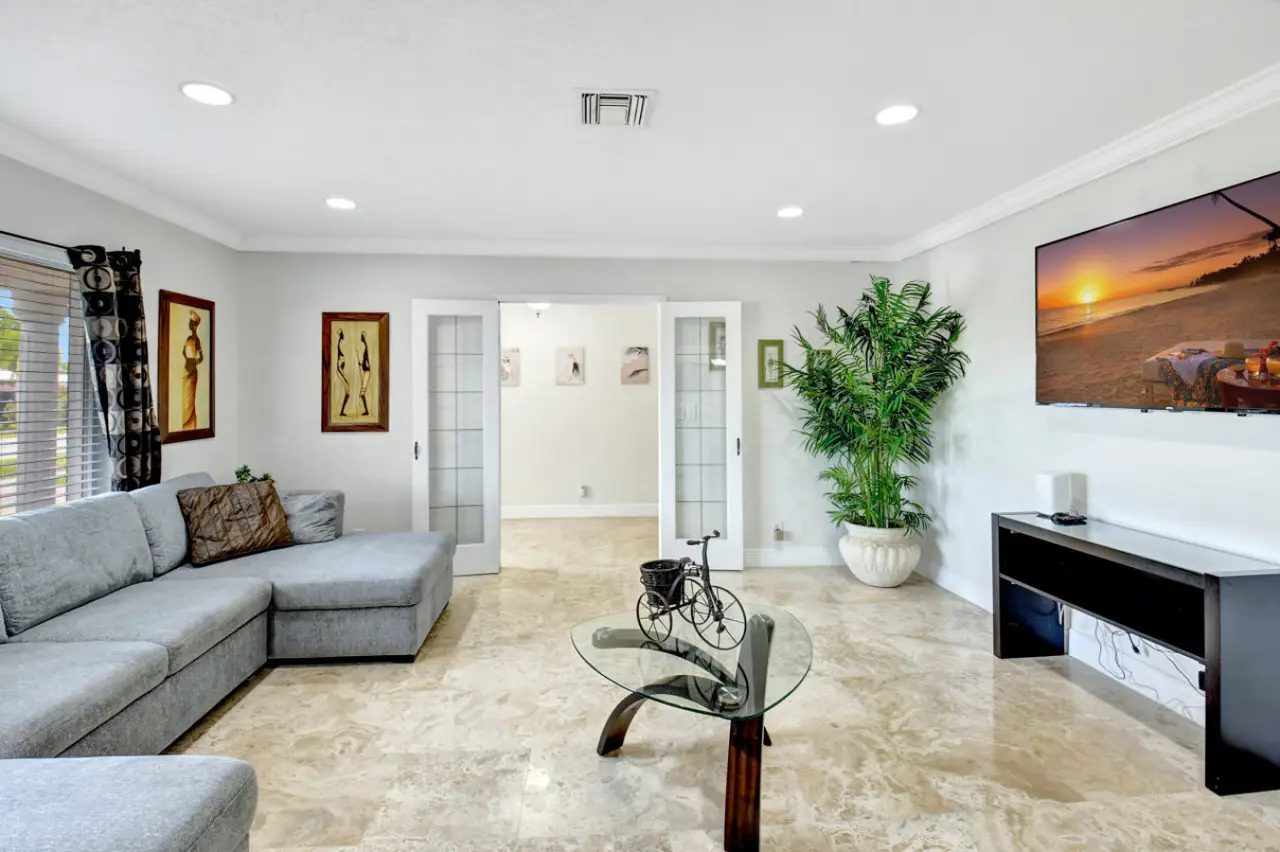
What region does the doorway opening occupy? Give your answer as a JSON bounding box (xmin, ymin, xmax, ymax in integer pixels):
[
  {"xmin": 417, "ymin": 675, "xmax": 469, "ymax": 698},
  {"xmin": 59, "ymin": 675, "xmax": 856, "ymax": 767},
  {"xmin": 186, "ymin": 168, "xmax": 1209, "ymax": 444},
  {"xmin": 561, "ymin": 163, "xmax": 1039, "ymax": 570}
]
[
  {"xmin": 411, "ymin": 298, "xmax": 743, "ymax": 577},
  {"xmin": 498, "ymin": 300, "xmax": 660, "ymax": 574}
]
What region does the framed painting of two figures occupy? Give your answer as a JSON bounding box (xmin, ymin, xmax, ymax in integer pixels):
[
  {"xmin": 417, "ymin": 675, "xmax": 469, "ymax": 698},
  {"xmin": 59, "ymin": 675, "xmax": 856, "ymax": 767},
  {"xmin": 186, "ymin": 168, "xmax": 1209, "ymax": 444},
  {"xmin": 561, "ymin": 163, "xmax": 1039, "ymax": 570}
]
[{"xmin": 321, "ymin": 312, "xmax": 390, "ymax": 432}]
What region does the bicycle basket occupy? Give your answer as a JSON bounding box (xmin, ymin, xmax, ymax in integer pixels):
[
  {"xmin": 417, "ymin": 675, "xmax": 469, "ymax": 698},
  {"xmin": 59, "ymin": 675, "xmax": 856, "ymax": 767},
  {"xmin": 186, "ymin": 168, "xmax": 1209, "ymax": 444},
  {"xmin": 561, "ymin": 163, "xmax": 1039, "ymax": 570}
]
[{"xmin": 639, "ymin": 559, "xmax": 686, "ymax": 606}]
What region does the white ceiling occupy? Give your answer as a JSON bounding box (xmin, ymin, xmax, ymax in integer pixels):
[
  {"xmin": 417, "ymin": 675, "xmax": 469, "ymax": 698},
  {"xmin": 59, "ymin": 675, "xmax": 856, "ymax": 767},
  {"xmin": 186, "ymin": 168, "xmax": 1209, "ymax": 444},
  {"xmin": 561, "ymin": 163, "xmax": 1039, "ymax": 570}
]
[{"xmin": 2, "ymin": 0, "xmax": 1280, "ymax": 259}]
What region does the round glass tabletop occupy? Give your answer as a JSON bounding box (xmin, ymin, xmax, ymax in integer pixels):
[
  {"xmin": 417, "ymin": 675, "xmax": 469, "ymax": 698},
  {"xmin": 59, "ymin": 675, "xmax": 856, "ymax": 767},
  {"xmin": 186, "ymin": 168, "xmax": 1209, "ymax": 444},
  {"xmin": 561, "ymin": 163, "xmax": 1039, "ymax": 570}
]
[{"xmin": 570, "ymin": 603, "xmax": 812, "ymax": 720}]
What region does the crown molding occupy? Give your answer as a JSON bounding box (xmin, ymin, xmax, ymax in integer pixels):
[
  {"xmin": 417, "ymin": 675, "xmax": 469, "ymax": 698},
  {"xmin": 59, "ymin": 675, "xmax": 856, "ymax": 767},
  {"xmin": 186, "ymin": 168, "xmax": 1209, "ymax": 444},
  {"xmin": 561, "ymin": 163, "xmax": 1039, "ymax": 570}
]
[
  {"xmin": 238, "ymin": 234, "xmax": 892, "ymax": 262},
  {"xmin": 889, "ymin": 60, "xmax": 1280, "ymax": 261},
  {"xmin": 0, "ymin": 121, "xmax": 243, "ymax": 249},
  {"xmin": 4, "ymin": 61, "xmax": 1280, "ymax": 263}
]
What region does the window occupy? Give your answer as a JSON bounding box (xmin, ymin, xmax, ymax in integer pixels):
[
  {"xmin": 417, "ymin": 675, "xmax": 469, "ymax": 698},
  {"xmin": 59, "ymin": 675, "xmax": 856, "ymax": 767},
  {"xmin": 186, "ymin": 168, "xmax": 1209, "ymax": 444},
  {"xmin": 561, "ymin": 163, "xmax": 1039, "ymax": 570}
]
[{"xmin": 0, "ymin": 249, "xmax": 108, "ymax": 515}]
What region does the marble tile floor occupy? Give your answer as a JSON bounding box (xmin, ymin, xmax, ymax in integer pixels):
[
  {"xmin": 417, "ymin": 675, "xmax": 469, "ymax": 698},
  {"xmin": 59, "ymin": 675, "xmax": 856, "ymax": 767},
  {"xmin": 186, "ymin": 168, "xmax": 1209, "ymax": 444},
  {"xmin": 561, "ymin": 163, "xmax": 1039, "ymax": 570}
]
[{"xmin": 170, "ymin": 518, "xmax": 1280, "ymax": 850}]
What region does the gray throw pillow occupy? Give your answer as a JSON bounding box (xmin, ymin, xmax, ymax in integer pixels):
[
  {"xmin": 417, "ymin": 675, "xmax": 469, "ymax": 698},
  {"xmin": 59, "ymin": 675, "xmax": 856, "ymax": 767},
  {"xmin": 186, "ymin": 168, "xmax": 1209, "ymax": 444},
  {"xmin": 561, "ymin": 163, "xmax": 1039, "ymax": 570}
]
[{"xmin": 279, "ymin": 491, "xmax": 341, "ymax": 544}]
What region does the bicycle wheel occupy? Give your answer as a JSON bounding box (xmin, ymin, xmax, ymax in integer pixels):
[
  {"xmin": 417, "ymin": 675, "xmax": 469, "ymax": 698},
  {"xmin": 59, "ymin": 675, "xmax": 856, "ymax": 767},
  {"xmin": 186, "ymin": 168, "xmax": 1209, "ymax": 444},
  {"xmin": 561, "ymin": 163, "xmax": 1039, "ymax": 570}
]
[
  {"xmin": 692, "ymin": 585, "xmax": 746, "ymax": 650},
  {"xmin": 636, "ymin": 591, "xmax": 673, "ymax": 643},
  {"xmin": 679, "ymin": 576, "xmax": 709, "ymax": 624}
]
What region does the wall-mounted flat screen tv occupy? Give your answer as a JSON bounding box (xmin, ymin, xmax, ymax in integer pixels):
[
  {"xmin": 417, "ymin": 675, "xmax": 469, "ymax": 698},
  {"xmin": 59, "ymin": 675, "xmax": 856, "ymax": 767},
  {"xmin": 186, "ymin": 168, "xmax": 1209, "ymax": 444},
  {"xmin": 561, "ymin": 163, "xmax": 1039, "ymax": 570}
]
[{"xmin": 1036, "ymin": 169, "xmax": 1280, "ymax": 412}]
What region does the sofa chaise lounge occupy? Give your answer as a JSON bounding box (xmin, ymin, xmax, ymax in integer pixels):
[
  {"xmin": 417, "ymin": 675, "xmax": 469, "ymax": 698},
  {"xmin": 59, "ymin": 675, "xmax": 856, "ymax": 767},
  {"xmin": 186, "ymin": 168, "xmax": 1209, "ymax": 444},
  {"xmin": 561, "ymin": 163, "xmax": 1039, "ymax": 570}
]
[{"xmin": 0, "ymin": 471, "xmax": 456, "ymax": 852}]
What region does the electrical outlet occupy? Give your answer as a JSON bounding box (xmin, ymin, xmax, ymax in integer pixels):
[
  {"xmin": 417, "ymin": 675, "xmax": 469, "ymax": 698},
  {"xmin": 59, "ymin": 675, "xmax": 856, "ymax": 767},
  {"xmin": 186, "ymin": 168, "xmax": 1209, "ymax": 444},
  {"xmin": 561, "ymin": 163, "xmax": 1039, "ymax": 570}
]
[
  {"xmin": 579, "ymin": 485, "xmax": 589, "ymax": 498},
  {"xmin": 772, "ymin": 523, "xmax": 785, "ymax": 542}
]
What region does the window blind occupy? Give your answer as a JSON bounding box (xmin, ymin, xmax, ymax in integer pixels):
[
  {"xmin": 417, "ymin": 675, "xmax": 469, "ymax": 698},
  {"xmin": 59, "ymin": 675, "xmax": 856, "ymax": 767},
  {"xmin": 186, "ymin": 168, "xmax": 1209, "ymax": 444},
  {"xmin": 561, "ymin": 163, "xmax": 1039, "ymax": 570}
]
[{"xmin": 0, "ymin": 254, "xmax": 108, "ymax": 515}]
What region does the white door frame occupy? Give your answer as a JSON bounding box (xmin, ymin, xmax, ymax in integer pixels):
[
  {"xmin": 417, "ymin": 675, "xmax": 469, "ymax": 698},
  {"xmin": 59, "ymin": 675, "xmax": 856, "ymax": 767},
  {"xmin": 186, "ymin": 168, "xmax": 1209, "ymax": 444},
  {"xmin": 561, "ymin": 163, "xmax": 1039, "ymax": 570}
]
[
  {"xmin": 493, "ymin": 293, "xmax": 667, "ymax": 305},
  {"xmin": 411, "ymin": 299, "xmax": 501, "ymax": 576},
  {"xmin": 659, "ymin": 302, "xmax": 744, "ymax": 572}
]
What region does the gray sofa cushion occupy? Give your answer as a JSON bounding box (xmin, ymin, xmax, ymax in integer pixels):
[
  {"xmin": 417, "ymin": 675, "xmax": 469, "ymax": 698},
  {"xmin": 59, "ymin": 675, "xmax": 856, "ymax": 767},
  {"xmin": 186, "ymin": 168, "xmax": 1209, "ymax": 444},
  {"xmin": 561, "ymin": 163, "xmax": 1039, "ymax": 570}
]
[
  {"xmin": 279, "ymin": 489, "xmax": 344, "ymax": 543},
  {"xmin": 12, "ymin": 578, "xmax": 271, "ymax": 675},
  {"xmin": 0, "ymin": 641, "xmax": 167, "ymax": 758},
  {"xmin": 62, "ymin": 615, "xmax": 267, "ymax": 758},
  {"xmin": 0, "ymin": 755, "xmax": 257, "ymax": 852},
  {"xmin": 161, "ymin": 531, "xmax": 456, "ymax": 610},
  {"xmin": 129, "ymin": 471, "xmax": 217, "ymax": 575},
  {"xmin": 0, "ymin": 492, "xmax": 152, "ymax": 635}
]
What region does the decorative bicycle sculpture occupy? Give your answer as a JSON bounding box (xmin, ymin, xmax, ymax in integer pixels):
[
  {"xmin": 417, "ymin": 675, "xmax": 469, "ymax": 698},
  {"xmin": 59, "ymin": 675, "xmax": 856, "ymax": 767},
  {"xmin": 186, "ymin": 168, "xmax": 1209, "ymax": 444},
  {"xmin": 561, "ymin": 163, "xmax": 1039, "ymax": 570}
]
[{"xmin": 635, "ymin": 531, "xmax": 747, "ymax": 649}]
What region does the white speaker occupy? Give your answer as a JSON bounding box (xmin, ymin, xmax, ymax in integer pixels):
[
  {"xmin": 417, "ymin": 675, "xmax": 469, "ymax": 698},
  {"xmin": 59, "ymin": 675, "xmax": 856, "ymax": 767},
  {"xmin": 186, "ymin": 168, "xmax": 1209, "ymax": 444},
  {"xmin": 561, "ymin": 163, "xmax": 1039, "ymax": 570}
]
[{"xmin": 1036, "ymin": 472, "xmax": 1082, "ymax": 515}]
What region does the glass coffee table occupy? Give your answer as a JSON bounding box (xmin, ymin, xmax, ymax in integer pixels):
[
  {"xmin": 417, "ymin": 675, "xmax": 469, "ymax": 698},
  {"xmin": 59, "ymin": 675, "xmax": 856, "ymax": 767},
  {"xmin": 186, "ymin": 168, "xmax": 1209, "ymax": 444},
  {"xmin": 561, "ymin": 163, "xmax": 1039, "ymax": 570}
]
[{"xmin": 570, "ymin": 604, "xmax": 811, "ymax": 852}]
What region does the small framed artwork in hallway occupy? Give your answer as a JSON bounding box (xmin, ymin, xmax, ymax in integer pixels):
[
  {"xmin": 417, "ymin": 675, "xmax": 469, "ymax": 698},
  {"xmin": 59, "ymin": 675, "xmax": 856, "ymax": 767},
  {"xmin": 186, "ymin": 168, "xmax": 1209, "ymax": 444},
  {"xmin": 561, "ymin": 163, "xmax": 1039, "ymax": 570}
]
[
  {"xmin": 621, "ymin": 345, "xmax": 650, "ymax": 385},
  {"xmin": 411, "ymin": 300, "xmax": 501, "ymax": 575}
]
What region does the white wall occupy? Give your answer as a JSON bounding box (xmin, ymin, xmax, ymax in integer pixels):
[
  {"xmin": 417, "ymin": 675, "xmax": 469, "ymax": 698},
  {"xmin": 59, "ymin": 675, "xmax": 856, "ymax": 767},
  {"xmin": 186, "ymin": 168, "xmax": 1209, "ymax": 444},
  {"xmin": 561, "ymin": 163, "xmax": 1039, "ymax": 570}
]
[
  {"xmin": 0, "ymin": 154, "xmax": 241, "ymax": 481},
  {"xmin": 896, "ymin": 101, "xmax": 1280, "ymax": 723},
  {"xmin": 499, "ymin": 302, "xmax": 658, "ymax": 516},
  {"xmin": 235, "ymin": 253, "xmax": 882, "ymax": 558}
]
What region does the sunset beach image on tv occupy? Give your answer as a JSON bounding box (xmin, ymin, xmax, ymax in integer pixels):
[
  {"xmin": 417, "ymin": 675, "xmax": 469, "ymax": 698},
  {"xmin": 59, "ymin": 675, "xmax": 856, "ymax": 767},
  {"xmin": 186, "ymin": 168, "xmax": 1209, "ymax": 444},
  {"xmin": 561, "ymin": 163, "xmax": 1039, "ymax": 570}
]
[{"xmin": 1037, "ymin": 169, "xmax": 1280, "ymax": 411}]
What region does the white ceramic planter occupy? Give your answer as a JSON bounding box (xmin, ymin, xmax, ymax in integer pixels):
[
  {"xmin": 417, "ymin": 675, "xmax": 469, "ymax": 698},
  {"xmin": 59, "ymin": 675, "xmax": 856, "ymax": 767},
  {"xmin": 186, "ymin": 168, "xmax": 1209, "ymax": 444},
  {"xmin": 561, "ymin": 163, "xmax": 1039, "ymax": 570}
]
[{"xmin": 838, "ymin": 522, "xmax": 921, "ymax": 588}]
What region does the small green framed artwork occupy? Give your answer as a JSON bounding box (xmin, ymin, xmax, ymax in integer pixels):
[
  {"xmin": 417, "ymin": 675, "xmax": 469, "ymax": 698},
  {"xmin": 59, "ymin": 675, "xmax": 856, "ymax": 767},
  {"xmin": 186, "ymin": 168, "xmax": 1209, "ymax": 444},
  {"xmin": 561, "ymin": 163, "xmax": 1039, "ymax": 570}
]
[
  {"xmin": 708, "ymin": 320, "xmax": 727, "ymax": 371},
  {"xmin": 758, "ymin": 339, "xmax": 784, "ymax": 388},
  {"xmin": 807, "ymin": 348, "xmax": 833, "ymax": 368}
]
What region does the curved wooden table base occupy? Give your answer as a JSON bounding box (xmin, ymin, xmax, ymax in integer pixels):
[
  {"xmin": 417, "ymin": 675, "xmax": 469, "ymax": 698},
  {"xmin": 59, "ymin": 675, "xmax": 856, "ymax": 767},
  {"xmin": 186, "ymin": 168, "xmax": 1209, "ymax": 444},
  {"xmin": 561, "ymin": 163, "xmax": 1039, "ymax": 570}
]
[
  {"xmin": 596, "ymin": 675, "xmax": 772, "ymax": 757},
  {"xmin": 726, "ymin": 716, "xmax": 765, "ymax": 852},
  {"xmin": 589, "ymin": 627, "xmax": 742, "ymax": 686},
  {"xmin": 596, "ymin": 675, "xmax": 718, "ymax": 755},
  {"xmin": 592, "ymin": 615, "xmax": 776, "ymax": 852}
]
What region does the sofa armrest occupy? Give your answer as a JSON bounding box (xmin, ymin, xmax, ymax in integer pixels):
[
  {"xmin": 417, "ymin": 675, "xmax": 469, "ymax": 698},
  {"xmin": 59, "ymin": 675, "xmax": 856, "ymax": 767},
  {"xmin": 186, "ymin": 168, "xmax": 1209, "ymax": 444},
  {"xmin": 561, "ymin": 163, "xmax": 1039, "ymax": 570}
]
[{"xmin": 277, "ymin": 489, "xmax": 345, "ymax": 538}]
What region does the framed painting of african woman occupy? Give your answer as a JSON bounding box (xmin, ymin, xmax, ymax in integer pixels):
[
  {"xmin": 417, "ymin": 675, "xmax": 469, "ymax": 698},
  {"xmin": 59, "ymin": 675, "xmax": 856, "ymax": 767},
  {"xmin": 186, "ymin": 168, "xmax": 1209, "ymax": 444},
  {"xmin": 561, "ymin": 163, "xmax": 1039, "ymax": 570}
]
[
  {"xmin": 158, "ymin": 290, "xmax": 215, "ymax": 443},
  {"xmin": 321, "ymin": 312, "xmax": 389, "ymax": 432}
]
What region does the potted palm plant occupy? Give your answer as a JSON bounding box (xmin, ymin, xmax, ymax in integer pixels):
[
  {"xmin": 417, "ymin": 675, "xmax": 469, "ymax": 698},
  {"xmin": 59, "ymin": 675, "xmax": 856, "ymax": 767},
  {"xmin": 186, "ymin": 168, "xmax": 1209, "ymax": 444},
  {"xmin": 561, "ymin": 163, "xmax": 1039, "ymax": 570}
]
[{"xmin": 780, "ymin": 277, "xmax": 967, "ymax": 587}]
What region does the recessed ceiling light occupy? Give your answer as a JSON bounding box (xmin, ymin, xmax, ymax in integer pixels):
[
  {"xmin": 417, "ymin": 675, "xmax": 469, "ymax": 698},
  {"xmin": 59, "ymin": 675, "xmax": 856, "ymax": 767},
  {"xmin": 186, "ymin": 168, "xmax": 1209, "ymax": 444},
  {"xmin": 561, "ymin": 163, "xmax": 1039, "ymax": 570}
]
[
  {"xmin": 875, "ymin": 104, "xmax": 919, "ymax": 126},
  {"xmin": 777, "ymin": 206, "xmax": 804, "ymax": 219},
  {"xmin": 325, "ymin": 197, "xmax": 357, "ymax": 211},
  {"xmin": 527, "ymin": 302, "xmax": 552, "ymax": 311},
  {"xmin": 180, "ymin": 82, "xmax": 235, "ymax": 106}
]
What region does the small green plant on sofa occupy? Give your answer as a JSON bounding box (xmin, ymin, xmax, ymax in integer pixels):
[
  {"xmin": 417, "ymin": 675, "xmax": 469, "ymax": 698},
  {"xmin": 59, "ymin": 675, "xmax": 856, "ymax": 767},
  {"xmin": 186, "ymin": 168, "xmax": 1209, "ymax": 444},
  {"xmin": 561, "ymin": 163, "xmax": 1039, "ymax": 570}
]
[{"xmin": 234, "ymin": 465, "xmax": 273, "ymax": 484}]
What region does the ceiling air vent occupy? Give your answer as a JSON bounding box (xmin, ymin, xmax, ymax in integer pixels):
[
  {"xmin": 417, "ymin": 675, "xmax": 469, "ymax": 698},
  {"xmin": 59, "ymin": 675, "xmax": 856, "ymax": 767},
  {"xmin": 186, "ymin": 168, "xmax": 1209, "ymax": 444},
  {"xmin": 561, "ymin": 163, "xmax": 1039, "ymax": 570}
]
[{"xmin": 580, "ymin": 91, "xmax": 652, "ymax": 128}]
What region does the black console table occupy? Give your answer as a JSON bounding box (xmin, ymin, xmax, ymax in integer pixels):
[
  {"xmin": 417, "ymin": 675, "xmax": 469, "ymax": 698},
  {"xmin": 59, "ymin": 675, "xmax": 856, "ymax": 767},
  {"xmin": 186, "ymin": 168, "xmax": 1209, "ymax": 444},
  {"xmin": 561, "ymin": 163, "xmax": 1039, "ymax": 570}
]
[{"xmin": 993, "ymin": 512, "xmax": 1280, "ymax": 796}]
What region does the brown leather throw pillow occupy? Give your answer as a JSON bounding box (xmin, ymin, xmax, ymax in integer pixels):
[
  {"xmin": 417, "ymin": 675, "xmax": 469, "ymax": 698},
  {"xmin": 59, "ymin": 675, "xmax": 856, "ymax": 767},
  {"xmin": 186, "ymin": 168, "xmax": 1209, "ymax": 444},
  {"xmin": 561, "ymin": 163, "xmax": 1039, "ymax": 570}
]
[{"xmin": 176, "ymin": 482, "xmax": 295, "ymax": 566}]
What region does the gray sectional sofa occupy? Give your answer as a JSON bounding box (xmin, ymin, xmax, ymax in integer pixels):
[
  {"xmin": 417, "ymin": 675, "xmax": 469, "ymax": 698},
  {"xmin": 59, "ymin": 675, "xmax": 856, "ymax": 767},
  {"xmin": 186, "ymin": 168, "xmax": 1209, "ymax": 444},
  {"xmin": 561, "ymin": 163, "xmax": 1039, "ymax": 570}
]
[
  {"xmin": 1, "ymin": 756, "xmax": 258, "ymax": 852},
  {"xmin": 0, "ymin": 471, "xmax": 456, "ymax": 852}
]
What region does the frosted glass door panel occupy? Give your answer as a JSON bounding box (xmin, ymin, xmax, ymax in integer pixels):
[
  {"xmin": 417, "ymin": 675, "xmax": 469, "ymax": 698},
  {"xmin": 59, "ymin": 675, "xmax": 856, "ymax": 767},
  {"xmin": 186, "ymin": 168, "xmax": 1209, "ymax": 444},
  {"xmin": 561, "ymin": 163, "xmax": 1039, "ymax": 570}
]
[
  {"xmin": 427, "ymin": 315, "xmax": 485, "ymax": 545},
  {"xmin": 412, "ymin": 300, "xmax": 500, "ymax": 576},
  {"xmin": 674, "ymin": 317, "xmax": 728, "ymax": 539},
  {"xmin": 659, "ymin": 303, "xmax": 743, "ymax": 571}
]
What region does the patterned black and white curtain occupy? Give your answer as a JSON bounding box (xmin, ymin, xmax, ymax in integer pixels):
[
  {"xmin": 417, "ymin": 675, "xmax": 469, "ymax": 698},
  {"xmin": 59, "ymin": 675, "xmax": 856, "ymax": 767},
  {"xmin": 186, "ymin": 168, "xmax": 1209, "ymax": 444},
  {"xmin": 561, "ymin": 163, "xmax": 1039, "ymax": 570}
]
[{"xmin": 67, "ymin": 246, "xmax": 161, "ymax": 491}]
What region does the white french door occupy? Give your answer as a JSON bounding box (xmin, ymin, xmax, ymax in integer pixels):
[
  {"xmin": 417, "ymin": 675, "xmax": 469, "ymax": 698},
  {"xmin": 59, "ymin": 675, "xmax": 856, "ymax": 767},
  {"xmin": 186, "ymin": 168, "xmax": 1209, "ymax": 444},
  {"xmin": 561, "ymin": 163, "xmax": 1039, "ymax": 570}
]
[
  {"xmin": 411, "ymin": 300, "xmax": 501, "ymax": 575},
  {"xmin": 659, "ymin": 303, "xmax": 744, "ymax": 571}
]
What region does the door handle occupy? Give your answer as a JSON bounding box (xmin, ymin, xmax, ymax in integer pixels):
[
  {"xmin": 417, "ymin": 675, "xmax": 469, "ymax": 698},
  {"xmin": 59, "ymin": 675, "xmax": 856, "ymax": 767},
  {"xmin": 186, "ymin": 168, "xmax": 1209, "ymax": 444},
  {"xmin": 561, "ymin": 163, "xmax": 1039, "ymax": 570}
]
[
  {"xmin": 737, "ymin": 437, "xmax": 741, "ymax": 456},
  {"xmin": 414, "ymin": 441, "xmax": 420, "ymax": 460}
]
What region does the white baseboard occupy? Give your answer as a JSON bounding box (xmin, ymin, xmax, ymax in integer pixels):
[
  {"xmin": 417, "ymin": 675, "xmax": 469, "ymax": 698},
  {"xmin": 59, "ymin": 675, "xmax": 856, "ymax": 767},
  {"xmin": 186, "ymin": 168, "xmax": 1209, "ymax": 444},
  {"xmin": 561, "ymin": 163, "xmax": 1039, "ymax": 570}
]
[
  {"xmin": 502, "ymin": 503, "xmax": 658, "ymax": 519},
  {"xmin": 744, "ymin": 546, "xmax": 843, "ymax": 569},
  {"xmin": 916, "ymin": 565, "xmax": 990, "ymax": 610},
  {"xmin": 453, "ymin": 564, "xmax": 500, "ymax": 577}
]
